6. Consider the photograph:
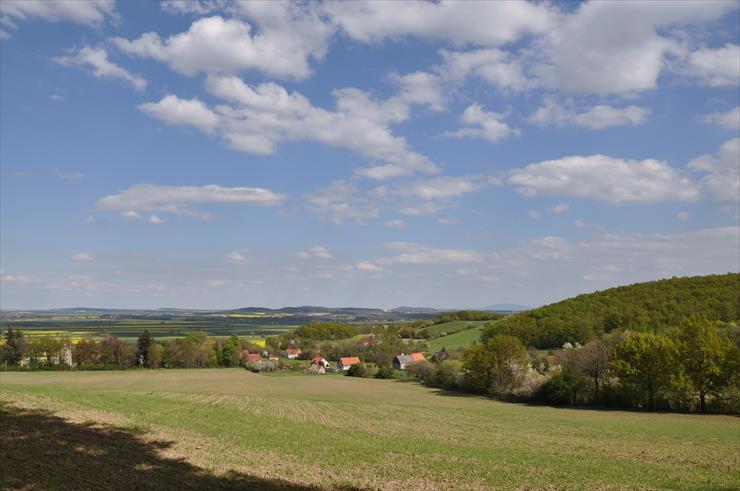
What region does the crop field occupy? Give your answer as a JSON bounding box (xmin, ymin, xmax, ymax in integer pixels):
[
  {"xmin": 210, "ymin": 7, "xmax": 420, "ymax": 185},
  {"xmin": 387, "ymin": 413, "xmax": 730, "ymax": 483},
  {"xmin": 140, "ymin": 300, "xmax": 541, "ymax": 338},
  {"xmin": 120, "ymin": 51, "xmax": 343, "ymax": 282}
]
[
  {"xmin": 0, "ymin": 318, "xmax": 294, "ymax": 342},
  {"xmin": 427, "ymin": 325, "xmax": 485, "ymax": 352},
  {"xmin": 2, "ymin": 370, "xmax": 738, "ymax": 490},
  {"xmin": 421, "ymin": 320, "xmax": 489, "ymax": 337}
]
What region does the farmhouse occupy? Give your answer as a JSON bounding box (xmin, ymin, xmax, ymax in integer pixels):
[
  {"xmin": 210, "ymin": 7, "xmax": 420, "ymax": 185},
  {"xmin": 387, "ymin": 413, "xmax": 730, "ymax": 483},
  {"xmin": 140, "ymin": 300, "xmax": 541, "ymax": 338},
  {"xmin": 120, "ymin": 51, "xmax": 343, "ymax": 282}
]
[
  {"xmin": 357, "ymin": 336, "xmax": 378, "ymax": 346},
  {"xmin": 285, "ymin": 348, "xmax": 302, "ymax": 359},
  {"xmin": 410, "ymin": 352, "xmax": 425, "ymax": 362},
  {"xmin": 393, "ymin": 354, "xmax": 414, "ymax": 370},
  {"xmin": 337, "ymin": 356, "xmax": 361, "ymax": 371},
  {"xmin": 311, "ymin": 357, "xmax": 330, "ymax": 369},
  {"xmin": 244, "ymin": 353, "xmax": 262, "ymax": 363}
]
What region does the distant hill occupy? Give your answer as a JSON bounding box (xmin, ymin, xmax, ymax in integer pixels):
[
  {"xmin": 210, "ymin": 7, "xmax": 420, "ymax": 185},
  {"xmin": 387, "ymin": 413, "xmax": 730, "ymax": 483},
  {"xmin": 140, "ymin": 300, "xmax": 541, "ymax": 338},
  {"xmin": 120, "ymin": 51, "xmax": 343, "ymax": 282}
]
[
  {"xmin": 390, "ymin": 306, "xmax": 446, "ymax": 314},
  {"xmin": 484, "ymin": 273, "xmax": 739, "ymax": 348}
]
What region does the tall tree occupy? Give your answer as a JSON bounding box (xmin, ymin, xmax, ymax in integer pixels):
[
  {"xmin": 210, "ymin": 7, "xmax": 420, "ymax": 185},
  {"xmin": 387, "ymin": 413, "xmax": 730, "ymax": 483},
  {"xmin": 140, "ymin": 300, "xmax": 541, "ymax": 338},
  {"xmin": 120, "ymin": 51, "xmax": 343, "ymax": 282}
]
[
  {"xmin": 136, "ymin": 330, "xmax": 154, "ymax": 368},
  {"xmin": 675, "ymin": 317, "xmax": 737, "ymax": 412},
  {"xmin": 1, "ymin": 328, "xmax": 26, "ymax": 364},
  {"xmin": 614, "ymin": 332, "xmax": 677, "ymax": 410}
]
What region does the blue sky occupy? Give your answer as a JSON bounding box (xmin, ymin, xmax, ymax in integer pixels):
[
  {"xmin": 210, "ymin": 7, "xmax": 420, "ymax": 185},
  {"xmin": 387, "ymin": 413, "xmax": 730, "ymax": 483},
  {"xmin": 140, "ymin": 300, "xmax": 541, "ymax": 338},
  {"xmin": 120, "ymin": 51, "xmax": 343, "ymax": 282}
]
[{"xmin": 1, "ymin": 0, "xmax": 738, "ymax": 310}]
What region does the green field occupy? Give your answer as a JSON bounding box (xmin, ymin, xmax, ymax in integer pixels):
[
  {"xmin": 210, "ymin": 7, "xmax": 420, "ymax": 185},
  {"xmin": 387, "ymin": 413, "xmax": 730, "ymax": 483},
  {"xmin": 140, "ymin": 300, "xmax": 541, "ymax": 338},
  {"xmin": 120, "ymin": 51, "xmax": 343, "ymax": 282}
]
[
  {"xmin": 0, "ymin": 318, "xmax": 295, "ymax": 342},
  {"xmin": 2, "ymin": 369, "xmax": 738, "ymax": 490},
  {"xmin": 427, "ymin": 325, "xmax": 484, "ymax": 352},
  {"xmin": 421, "ymin": 320, "xmax": 489, "ymax": 337}
]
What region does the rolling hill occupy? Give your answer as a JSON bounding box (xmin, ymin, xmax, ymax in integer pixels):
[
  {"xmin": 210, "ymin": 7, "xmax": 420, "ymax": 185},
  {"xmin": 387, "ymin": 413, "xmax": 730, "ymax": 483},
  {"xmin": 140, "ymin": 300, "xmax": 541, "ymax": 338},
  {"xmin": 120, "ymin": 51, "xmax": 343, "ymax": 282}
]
[{"xmin": 484, "ymin": 273, "xmax": 739, "ymax": 348}]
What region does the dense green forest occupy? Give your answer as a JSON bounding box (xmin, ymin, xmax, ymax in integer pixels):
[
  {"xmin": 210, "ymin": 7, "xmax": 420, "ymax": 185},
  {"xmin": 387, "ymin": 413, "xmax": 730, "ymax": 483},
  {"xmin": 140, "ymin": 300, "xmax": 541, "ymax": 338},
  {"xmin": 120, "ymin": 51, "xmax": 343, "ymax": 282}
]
[{"xmin": 485, "ymin": 273, "xmax": 739, "ymax": 348}]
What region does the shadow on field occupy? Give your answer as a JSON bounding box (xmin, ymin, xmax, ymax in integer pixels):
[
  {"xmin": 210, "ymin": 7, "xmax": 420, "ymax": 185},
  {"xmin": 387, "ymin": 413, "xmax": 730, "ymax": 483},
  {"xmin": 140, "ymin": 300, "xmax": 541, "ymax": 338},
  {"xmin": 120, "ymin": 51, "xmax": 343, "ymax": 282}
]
[{"xmin": 0, "ymin": 404, "xmax": 357, "ymax": 491}]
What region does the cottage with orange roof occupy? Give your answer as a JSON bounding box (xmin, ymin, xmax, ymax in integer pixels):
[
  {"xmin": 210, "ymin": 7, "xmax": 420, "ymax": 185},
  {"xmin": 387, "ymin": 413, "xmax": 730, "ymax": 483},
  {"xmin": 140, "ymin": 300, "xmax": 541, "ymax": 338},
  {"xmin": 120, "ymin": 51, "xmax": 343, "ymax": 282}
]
[
  {"xmin": 284, "ymin": 348, "xmax": 302, "ymax": 359},
  {"xmin": 337, "ymin": 356, "xmax": 361, "ymax": 371}
]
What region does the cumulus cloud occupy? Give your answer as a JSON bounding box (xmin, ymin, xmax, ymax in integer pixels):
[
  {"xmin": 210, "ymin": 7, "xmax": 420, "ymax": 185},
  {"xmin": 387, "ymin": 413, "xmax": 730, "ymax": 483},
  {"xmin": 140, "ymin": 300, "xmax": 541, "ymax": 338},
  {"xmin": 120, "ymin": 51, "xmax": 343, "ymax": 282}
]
[
  {"xmin": 508, "ymin": 155, "xmax": 699, "ymax": 203},
  {"xmin": 0, "ymin": 0, "xmax": 116, "ymax": 39},
  {"xmin": 97, "ymin": 183, "xmax": 286, "ymax": 219},
  {"xmin": 296, "ymin": 246, "xmax": 334, "ymax": 259},
  {"xmin": 305, "ymin": 180, "xmax": 379, "ymax": 225},
  {"xmin": 531, "ymin": 1, "xmax": 735, "ymax": 95},
  {"xmin": 700, "ymin": 106, "xmax": 740, "ymax": 130},
  {"xmin": 323, "ymin": 0, "xmax": 554, "ymax": 46},
  {"xmin": 439, "ymin": 48, "xmax": 536, "ymax": 91},
  {"xmin": 71, "ymin": 253, "xmax": 95, "ymax": 262},
  {"xmin": 225, "ymin": 251, "xmax": 247, "ymax": 264},
  {"xmin": 51, "ymin": 167, "xmax": 85, "ymax": 180},
  {"xmin": 54, "ymin": 46, "xmax": 147, "ymax": 90},
  {"xmin": 548, "ymin": 203, "xmax": 570, "ymax": 214},
  {"xmin": 113, "ymin": 7, "xmax": 332, "ymax": 80},
  {"xmin": 529, "ymin": 97, "xmax": 649, "ymax": 129},
  {"xmin": 140, "ymin": 76, "xmax": 437, "ymax": 179},
  {"xmin": 685, "ymin": 44, "xmax": 740, "ymax": 87},
  {"xmin": 445, "ymin": 104, "xmax": 520, "ymax": 142},
  {"xmin": 384, "ymin": 219, "xmax": 406, "ymax": 229},
  {"xmin": 688, "ymin": 137, "xmax": 740, "ymax": 203},
  {"xmin": 356, "ymin": 260, "xmax": 383, "ymax": 273}
]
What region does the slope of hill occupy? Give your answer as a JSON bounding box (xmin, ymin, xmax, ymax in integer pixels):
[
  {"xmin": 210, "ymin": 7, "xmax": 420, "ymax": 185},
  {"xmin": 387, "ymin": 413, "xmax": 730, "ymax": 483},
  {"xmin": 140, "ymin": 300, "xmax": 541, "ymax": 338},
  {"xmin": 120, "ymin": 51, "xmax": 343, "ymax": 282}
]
[{"xmin": 484, "ymin": 273, "xmax": 739, "ymax": 348}]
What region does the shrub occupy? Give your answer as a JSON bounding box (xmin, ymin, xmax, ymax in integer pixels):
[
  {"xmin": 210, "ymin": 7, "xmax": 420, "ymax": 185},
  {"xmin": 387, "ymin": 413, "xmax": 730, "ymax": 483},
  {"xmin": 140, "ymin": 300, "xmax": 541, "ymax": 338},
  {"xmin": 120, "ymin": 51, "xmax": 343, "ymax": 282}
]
[{"xmin": 347, "ymin": 363, "xmax": 369, "ymax": 378}]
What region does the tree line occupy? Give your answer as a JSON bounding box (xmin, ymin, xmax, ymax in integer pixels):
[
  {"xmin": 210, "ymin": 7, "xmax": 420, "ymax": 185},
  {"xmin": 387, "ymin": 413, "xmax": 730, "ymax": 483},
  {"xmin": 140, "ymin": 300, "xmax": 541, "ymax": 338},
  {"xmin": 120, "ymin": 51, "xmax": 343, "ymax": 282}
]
[
  {"xmin": 0, "ymin": 330, "xmax": 264, "ymax": 370},
  {"xmin": 412, "ymin": 316, "xmax": 738, "ymax": 413}
]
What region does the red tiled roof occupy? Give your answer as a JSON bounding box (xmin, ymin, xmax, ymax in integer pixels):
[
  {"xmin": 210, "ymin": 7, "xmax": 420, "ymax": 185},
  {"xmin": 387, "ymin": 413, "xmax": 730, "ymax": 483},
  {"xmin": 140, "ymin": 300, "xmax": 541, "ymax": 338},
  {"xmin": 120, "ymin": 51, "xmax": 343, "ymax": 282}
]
[
  {"xmin": 339, "ymin": 356, "xmax": 361, "ymax": 366},
  {"xmin": 410, "ymin": 352, "xmax": 425, "ymax": 362},
  {"xmin": 358, "ymin": 337, "xmax": 378, "ymax": 345},
  {"xmin": 245, "ymin": 353, "xmax": 262, "ymax": 362}
]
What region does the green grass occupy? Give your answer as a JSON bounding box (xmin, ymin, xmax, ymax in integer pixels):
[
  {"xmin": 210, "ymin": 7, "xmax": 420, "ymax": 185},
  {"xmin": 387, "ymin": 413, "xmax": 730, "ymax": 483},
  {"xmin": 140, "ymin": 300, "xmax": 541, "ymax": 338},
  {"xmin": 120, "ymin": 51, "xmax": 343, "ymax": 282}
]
[
  {"xmin": 421, "ymin": 320, "xmax": 489, "ymax": 337},
  {"xmin": 2, "ymin": 369, "xmax": 737, "ymax": 490},
  {"xmin": 426, "ymin": 326, "xmax": 484, "ymax": 352}
]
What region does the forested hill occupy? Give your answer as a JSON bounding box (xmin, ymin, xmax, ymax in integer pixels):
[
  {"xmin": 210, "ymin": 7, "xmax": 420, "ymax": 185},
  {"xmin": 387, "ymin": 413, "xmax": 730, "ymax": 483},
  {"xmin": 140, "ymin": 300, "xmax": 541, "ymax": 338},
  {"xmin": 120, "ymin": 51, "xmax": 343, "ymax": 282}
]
[{"xmin": 485, "ymin": 273, "xmax": 739, "ymax": 348}]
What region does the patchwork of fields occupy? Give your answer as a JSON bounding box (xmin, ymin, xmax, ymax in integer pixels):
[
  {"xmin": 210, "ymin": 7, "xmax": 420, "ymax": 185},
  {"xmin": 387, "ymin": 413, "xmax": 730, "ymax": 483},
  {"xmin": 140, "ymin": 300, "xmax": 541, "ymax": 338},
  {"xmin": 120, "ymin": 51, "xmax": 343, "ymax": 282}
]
[
  {"xmin": 0, "ymin": 317, "xmax": 294, "ymax": 343},
  {"xmin": 1, "ymin": 369, "xmax": 738, "ymax": 490}
]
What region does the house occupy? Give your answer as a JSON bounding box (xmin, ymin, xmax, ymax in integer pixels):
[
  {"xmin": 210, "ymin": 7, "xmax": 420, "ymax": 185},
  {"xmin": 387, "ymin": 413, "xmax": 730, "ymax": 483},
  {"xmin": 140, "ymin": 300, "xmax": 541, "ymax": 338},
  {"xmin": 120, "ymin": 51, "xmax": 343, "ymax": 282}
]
[
  {"xmin": 357, "ymin": 336, "xmax": 378, "ymax": 346},
  {"xmin": 410, "ymin": 352, "xmax": 425, "ymax": 362},
  {"xmin": 393, "ymin": 354, "xmax": 414, "ymax": 370},
  {"xmin": 306, "ymin": 363, "xmax": 325, "ymax": 374},
  {"xmin": 244, "ymin": 353, "xmax": 262, "ymax": 363},
  {"xmin": 285, "ymin": 348, "xmax": 302, "ymax": 359},
  {"xmin": 337, "ymin": 356, "xmax": 361, "ymax": 371},
  {"xmin": 311, "ymin": 357, "xmax": 330, "ymax": 369}
]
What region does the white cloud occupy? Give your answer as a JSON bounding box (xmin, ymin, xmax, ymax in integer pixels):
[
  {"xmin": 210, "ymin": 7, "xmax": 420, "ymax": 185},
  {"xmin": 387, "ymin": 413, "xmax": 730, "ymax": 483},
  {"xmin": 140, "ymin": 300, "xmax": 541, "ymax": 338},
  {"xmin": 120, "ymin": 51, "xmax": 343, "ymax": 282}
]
[
  {"xmin": 548, "ymin": 203, "xmax": 570, "ymax": 214},
  {"xmin": 509, "ymin": 155, "xmax": 699, "ymax": 203},
  {"xmin": 323, "ymin": 0, "xmax": 554, "ymax": 46},
  {"xmin": 226, "ymin": 251, "xmax": 247, "ymax": 265},
  {"xmin": 147, "ymin": 215, "xmax": 165, "ymax": 224},
  {"xmin": 140, "ymin": 76, "xmax": 437, "ymax": 178},
  {"xmin": 0, "ymin": 271, "xmax": 33, "ymax": 284},
  {"xmin": 51, "ymin": 167, "xmax": 84, "ymax": 180},
  {"xmin": 700, "ymin": 106, "xmax": 740, "ymax": 130},
  {"xmin": 445, "ymin": 104, "xmax": 520, "ymax": 143},
  {"xmin": 113, "ymin": 8, "xmax": 332, "ymax": 80},
  {"xmin": 688, "ymin": 137, "xmax": 740, "ymax": 203},
  {"xmin": 49, "ymin": 94, "xmax": 64, "ymax": 101},
  {"xmin": 437, "ymin": 218, "xmax": 458, "ymax": 225},
  {"xmin": 139, "ymin": 95, "xmax": 219, "ymax": 133},
  {"xmin": 676, "ymin": 212, "xmax": 691, "ymax": 221},
  {"xmin": 529, "ymin": 210, "xmax": 542, "ymax": 221},
  {"xmin": 161, "ymin": 0, "xmax": 220, "ymax": 16},
  {"xmin": 356, "ymin": 261, "xmax": 383, "ymax": 273},
  {"xmin": 384, "ymin": 219, "xmax": 406, "ymax": 229},
  {"xmin": 529, "ymin": 97, "xmax": 649, "ymax": 129},
  {"xmin": 296, "ymin": 246, "xmax": 334, "ymax": 259},
  {"xmin": 531, "ymin": 1, "xmax": 734, "ymax": 95},
  {"xmin": 685, "ymin": 44, "xmax": 740, "ymax": 87},
  {"xmin": 0, "ymin": 0, "xmax": 116, "ymax": 38},
  {"xmin": 97, "ymin": 183, "xmax": 286, "ymax": 219},
  {"xmin": 439, "ymin": 48, "xmax": 536, "ymax": 91},
  {"xmin": 305, "ymin": 180, "xmax": 379, "ymax": 225},
  {"xmin": 54, "ymin": 46, "xmax": 147, "ymax": 90},
  {"xmin": 375, "ymin": 242, "xmax": 480, "ymax": 265},
  {"xmin": 71, "ymin": 253, "xmax": 95, "ymax": 262}
]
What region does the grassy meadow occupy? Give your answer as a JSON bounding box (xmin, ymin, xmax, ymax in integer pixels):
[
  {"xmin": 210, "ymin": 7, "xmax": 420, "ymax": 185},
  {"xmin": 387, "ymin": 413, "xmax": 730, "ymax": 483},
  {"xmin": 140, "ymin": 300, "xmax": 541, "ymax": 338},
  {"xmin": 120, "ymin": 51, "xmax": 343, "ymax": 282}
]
[
  {"xmin": 2, "ymin": 369, "xmax": 738, "ymax": 490},
  {"xmin": 426, "ymin": 324, "xmax": 485, "ymax": 352}
]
